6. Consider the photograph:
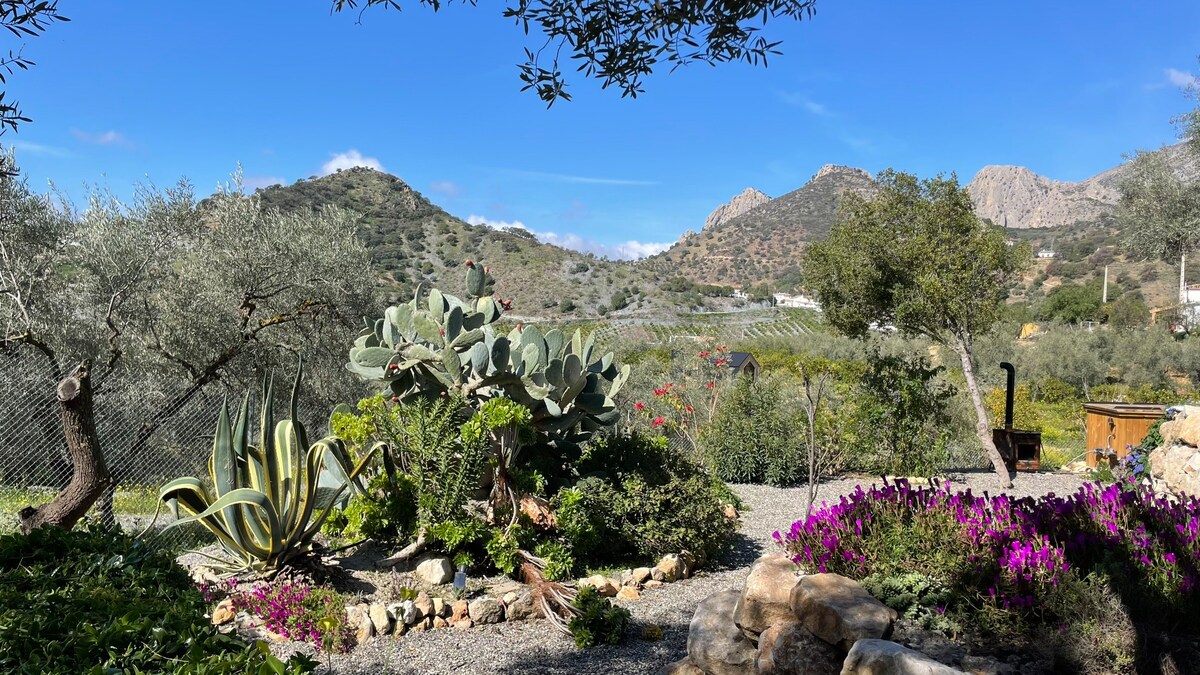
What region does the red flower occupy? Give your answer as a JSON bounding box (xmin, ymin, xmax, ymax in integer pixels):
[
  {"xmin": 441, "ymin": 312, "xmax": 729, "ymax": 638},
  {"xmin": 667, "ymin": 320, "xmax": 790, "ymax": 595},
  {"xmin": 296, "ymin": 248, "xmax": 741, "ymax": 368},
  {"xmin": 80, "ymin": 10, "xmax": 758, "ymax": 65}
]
[
  {"xmin": 651, "ymin": 416, "xmax": 666, "ymax": 428},
  {"xmin": 698, "ymin": 350, "xmax": 711, "ymax": 358},
  {"xmin": 718, "ymin": 345, "xmax": 728, "ymax": 352},
  {"xmin": 653, "ymin": 388, "xmax": 667, "ymax": 397},
  {"xmin": 705, "ymin": 381, "xmax": 716, "ymax": 390},
  {"xmin": 716, "ymin": 357, "xmax": 729, "ymax": 366},
  {"xmin": 634, "ymin": 402, "xmax": 646, "ymax": 411},
  {"xmin": 685, "ymin": 405, "xmax": 694, "ymax": 413}
]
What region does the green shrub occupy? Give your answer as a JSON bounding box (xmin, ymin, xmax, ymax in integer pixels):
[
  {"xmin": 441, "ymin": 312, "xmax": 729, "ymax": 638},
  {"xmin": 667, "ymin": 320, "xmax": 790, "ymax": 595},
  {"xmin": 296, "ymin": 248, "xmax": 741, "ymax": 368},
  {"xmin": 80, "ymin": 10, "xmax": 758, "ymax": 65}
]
[
  {"xmin": 568, "ymin": 586, "xmax": 630, "ymax": 648},
  {"xmin": 699, "ymin": 376, "xmax": 804, "ymax": 485},
  {"xmin": 322, "ymin": 471, "xmax": 417, "ymax": 544},
  {"xmin": 559, "ymin": 432, "xmax": 736, "ymax": 565},
  {"xmin": 0, "ymin": 525, "xmax": 316, "ymax": 674},
  {"xmin": 861, "ymin": 572, "xmax": 961, "ymax": 634},
  {"xmin": 844, "ymin": 349, "xmax": 954, "ymax": 477}
]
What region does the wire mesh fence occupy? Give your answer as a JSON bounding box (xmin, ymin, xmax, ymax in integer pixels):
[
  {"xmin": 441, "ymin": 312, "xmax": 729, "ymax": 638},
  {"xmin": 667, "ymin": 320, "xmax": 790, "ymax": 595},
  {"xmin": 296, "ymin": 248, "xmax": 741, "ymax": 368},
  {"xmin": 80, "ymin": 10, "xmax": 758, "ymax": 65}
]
[{"xmin": 0, "ymin": 347, "xmax": 328, "ymax": 536}]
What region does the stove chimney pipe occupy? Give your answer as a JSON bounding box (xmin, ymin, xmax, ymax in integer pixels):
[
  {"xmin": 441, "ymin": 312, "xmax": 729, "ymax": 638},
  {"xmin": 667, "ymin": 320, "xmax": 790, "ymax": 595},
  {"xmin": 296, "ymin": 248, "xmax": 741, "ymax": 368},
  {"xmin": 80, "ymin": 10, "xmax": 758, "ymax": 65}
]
[{"xmin": 1000, "ymin": 362, "xmax": 1016, "ymax": 430}]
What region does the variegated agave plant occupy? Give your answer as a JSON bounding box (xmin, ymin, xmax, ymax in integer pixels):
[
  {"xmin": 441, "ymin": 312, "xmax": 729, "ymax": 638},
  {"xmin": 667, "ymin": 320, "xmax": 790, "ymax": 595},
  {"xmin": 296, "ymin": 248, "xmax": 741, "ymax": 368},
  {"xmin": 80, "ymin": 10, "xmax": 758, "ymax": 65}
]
[{"xmin": 159, "ymin": 366, "xmax": 379, "ymax": 575}]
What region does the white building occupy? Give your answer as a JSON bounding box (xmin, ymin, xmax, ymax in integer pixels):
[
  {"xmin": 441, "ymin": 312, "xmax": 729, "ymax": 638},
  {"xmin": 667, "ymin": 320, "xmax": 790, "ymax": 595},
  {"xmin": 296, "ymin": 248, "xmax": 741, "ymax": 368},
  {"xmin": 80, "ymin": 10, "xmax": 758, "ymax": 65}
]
[
  {"xmin": 772, "ymin": 293, "xmax": 822, "ymax": 311},
  {"xmin": 1185, "ymin": 285, "xmax": 1200, "ymax": 324}
]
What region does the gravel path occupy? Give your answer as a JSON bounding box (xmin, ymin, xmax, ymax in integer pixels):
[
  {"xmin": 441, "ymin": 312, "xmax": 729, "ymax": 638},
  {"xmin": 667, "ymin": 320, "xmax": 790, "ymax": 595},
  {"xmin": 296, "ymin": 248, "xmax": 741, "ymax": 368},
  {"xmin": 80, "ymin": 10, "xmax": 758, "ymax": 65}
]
[{"xmin": 278, "ymin": 470, "xmax": 1090, "ymax": 675}]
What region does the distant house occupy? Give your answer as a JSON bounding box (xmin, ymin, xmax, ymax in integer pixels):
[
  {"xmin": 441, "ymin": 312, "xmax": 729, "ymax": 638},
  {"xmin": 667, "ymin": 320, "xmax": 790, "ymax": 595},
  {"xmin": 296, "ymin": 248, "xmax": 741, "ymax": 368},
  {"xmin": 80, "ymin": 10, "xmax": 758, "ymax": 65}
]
[
  {"xmin": 1036, "ymin": 248, "xmax": 1057, "ymax": 259},
  {"xmin": 772, "ymin": 293, "xmax": 822, "ymax": 311},
  {"xmin": 726, "ymin": 352, "xmax": 760, "ymax": 381}
]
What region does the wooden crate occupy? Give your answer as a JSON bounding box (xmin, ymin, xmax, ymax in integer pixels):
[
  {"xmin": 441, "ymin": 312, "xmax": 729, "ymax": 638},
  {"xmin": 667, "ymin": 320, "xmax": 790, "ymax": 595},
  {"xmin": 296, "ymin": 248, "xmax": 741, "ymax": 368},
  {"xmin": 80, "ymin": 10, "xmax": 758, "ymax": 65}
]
[{"xmin": 1083, "ymin": 403, "xmax": 1166, "ymax": 467}]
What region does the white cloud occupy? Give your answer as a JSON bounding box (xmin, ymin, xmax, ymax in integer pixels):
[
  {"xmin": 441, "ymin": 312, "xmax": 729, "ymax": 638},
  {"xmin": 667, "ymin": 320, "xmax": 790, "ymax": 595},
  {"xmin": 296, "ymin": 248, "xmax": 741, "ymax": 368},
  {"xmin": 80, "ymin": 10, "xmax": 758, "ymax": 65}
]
[
  {"xmin": 320, "ymin": 149, "xmax": 384, "ymax": 176},
  {"xmin": 243, "ymin": 175, "xmax": 286, "ymax": 190},
  {"xmin": 778, "ymin": 91, "xmax": 832, "ymax": 116},
  {"xmin": 467, "ymin": 214, "xmax": 670, "ymax": 260},
  {"xmin": 428, "ymin": 180, "xmax": 463, "ymax": 198},
  {"xmin": 1167, "ymin": 68, "xmax": 1198, "ymax": 89},
  {"xmin": 7, "ymin": 140, "xmax": 69, "ymax": 157},
  {"xmin": 70, "ymin": 128, "xmax": 132, "ymax": 147}
]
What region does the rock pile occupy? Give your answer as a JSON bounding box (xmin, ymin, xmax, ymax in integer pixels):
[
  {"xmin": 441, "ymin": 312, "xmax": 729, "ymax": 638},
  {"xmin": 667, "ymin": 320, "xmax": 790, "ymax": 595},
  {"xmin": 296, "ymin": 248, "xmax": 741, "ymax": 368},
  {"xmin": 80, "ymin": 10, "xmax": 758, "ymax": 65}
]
[
  {"xmin": 1150, "ymin": 405, "xmax": 1200, "ymax": 498},
  {"xmin": 578, "ymin": 551, "xmax": 701, "ymax": 602},
  {"xmin": 666, "ymin": 553, "xmax": 965, "ymax": 675}
]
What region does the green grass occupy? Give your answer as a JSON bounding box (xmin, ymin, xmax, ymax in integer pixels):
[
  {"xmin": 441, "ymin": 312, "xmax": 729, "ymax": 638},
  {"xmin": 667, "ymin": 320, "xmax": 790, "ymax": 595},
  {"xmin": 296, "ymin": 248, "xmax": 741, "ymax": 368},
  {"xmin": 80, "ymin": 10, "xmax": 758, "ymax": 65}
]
[{"xmin": 1, "ymin": 484, "xmax": 168, "ymax": 534}]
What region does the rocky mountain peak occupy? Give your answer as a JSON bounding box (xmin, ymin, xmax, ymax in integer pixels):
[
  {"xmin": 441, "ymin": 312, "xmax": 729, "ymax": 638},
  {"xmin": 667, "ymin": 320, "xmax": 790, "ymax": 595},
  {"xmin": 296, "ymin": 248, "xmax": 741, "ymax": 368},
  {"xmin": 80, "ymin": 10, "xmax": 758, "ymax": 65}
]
[
  {"xmin": 966, "ymin": 164, "xmax": 1119, "ymax": 229},
  {"xmin": 813, "ymin": 164, "xmax": 872, "ymax": 182},
  {"xmin": 703, "ymin": 187, "xmax": 771, "ymax": 230}
]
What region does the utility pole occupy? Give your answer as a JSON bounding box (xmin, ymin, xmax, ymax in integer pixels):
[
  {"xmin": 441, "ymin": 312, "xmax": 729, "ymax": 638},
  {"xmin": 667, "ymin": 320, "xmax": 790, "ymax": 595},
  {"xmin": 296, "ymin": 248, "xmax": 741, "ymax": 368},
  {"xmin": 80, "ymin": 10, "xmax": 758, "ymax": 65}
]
[{"xmin": 1103, "ymin": 265, "xmax": 1109, "ymax": 304}]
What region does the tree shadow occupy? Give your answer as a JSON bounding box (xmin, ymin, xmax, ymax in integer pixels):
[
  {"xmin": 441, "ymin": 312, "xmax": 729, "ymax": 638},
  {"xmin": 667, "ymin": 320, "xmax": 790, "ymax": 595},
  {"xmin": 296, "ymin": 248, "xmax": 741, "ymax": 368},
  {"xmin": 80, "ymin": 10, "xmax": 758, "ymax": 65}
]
[{"xmin": 492, "ymin": 617, "xmax": 693, "ymax": 675}]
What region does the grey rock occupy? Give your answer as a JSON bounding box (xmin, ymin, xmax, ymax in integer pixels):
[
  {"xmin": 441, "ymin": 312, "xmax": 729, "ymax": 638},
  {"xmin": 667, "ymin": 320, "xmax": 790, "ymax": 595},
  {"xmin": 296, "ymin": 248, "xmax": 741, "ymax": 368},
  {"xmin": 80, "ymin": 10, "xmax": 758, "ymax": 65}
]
[
  {"xmin": 505, "ymin": 590, "xmax": 535, "ymax": 621},
  {"xmin": 368, "ymin": 603, "xmax": 392, "ymax": 635},
  {"xmin": 841, "ymin": 639, "xmax": 964, "ymax": 674},
  {"xmin": 414, "ymin": 554, "xmax": 454, "ymax": 586},
  {"xmin": 735, "ymin": 553, "xmax": 800, "ymax": 636},
  {"xmin": 687, "ymin": 590, "xmax": 756, "ymax": 675},
  {"xmin": 757, "ymin": 620, "xmax": 841, "ymax": 675},
  {"xmin": 469, "ymin": 596, "xmax": 505, "ymax": 624},
  {"xmin": 791, "ymin": 573, "xmax": 896, "ymax": 651}
]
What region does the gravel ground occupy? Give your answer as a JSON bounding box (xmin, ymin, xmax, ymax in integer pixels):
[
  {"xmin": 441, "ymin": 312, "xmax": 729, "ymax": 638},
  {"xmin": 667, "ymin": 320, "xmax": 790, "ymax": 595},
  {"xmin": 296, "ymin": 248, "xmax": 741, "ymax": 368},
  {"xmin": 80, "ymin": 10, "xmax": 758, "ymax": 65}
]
[{"xmin": 263, "ymin": 470, "xmax": 1090, "ymax": 675}]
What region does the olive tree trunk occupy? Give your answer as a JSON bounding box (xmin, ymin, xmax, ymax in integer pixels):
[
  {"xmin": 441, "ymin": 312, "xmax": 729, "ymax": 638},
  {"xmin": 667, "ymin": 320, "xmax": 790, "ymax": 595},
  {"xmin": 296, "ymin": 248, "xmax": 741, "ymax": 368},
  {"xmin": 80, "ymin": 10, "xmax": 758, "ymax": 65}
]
[
  {"xmin": 952, "ymin": 340, "xmax": 1013, "ymax": 488},
  {"xmin": 18, "ymin": 362, "xmax": 112, "ymax": 533}
]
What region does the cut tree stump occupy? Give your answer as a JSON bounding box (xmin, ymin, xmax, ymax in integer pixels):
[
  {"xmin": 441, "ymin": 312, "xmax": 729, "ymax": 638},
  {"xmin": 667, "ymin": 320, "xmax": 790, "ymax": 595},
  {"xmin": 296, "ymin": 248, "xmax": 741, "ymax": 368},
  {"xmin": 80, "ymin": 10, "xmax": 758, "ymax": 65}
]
[{"xmin": 18, "ymin": 361, "xmax": 112, "ymax": 534}]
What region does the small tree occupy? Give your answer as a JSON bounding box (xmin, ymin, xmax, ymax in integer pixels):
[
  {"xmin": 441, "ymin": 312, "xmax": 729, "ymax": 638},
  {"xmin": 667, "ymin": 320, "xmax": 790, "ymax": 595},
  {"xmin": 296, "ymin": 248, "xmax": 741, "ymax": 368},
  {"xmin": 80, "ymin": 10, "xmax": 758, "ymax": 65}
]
[{"xmin": 803, "ymin": 170, "xmax": 1030, "ymax": 486}]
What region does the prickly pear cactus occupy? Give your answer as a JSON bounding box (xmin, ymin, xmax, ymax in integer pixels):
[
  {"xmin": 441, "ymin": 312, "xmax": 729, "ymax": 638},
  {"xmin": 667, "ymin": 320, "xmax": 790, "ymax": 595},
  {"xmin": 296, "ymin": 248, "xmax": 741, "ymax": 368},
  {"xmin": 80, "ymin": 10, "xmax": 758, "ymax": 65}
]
[{"xmin": 347, "ymin": 262, "xmax": 629, "ymax": 448}]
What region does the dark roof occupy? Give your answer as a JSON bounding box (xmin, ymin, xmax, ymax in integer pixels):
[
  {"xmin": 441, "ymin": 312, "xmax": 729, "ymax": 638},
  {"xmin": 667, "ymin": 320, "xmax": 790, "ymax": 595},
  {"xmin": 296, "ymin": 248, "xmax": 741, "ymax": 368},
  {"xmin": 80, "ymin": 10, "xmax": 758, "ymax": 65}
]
[{"xmin": 728, "ymin": 352, "xmax": 754, "ymax": 370}]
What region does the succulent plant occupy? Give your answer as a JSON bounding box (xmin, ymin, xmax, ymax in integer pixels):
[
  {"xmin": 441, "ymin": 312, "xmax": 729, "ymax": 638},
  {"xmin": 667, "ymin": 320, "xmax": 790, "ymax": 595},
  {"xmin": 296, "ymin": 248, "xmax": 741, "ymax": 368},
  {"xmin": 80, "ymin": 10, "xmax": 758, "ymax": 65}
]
[
  {"xmin": 159, "ymin": 363, "xmax": 379, "ymax": 574},
  {"xmin": 347, "ymin": 263, "xmax": 629, "ymax": 450}
]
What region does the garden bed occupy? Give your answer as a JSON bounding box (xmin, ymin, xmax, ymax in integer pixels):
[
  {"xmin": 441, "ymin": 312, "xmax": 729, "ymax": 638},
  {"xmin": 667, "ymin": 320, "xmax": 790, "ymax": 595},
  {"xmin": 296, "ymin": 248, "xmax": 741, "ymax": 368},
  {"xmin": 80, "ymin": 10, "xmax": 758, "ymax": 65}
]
[{"xmin": 177, "ymin": 472, "xmax": 1089, "ymax": 675}]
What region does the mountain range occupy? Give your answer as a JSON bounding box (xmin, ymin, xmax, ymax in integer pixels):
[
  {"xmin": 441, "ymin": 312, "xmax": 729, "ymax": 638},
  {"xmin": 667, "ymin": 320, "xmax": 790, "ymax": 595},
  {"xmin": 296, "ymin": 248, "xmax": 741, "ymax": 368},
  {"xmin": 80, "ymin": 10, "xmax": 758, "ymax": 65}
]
[{"xmin": 251, "ymin": 143, "xmax": 1198, "ymax": 319}]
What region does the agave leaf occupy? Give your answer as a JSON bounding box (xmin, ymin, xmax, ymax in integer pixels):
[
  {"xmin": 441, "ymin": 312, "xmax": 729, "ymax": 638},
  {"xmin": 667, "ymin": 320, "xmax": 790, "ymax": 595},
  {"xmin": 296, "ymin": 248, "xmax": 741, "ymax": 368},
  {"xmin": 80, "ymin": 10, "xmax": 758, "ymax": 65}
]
[
  {"xmin": 160, "ymin": 478, "xmax": 262, "ymax": 562},
  {"xmin": 166, "ymin": 488, "xmax": 284, "ymax": 562},
  {"xmin": 210, "ymin": 401, "xmax": 249, "ymax": 555}
]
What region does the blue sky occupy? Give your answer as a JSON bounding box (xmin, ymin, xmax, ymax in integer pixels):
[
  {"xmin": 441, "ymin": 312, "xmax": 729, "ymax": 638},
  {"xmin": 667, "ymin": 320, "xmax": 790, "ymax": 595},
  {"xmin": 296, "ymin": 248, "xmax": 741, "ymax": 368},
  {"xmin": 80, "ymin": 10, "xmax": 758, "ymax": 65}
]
[{"xmin": 6, "ymin": 1, "xmax": 1200, "ymax": 259}]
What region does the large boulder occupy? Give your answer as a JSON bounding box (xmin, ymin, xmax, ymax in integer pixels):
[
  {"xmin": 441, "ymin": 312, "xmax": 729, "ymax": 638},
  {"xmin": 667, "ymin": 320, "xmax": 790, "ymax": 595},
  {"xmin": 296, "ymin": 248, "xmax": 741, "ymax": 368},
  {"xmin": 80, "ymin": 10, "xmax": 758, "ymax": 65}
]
[
  {"xmin": 735, "ymin": 553, "xmax": 801, "ymax": 637},
  {"xmin": 1149, "ymin": 442, "xmax": 1200, "ymax": 497},
  {"xmin": 756, "ymin": 620, "xmax": 842, "ymax": 675},
  {"xmin": 660, "ymin": 657, "xmax": 706, "ymax": 675},
  {"xmin": 688, "ymin": 590, "xmax": 757, "ymax": 675},
  {"xmin": 791, "ymin": 574, "xmax": 896, "ymax": 651},
  {"xmin": 1161, "ymin": 406, "xmax": 1200, "ymax": 448},
  {"xmin": 841, "ymin": 639, "xmax": 964, "ymax": 674}
]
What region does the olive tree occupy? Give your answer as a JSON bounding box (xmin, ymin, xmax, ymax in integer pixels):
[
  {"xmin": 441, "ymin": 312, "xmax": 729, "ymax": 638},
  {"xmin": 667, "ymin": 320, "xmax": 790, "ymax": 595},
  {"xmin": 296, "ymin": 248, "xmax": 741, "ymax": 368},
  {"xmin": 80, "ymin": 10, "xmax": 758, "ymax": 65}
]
[
  {"xmin": 1117, "ymin": 148, "xmax": 1200, "ymax": 307},
  {"xmin": 0, "ymin": 1, "xmax": 66, "ymax": 139},
  {"xmin": 802, "ymin": 170, "xmax": 1030, "ymax": 486},
  {"xmin": 1, "ymin": 157, "xmax": 380, "ymax": 529},
  {"xmin": 335, "ymin": 0, "xmax": 819, "ymax": 104}
]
